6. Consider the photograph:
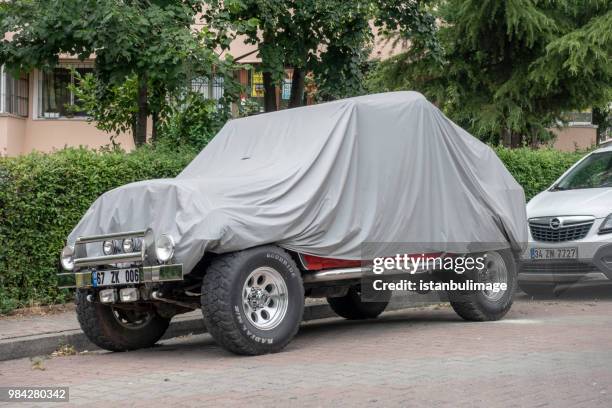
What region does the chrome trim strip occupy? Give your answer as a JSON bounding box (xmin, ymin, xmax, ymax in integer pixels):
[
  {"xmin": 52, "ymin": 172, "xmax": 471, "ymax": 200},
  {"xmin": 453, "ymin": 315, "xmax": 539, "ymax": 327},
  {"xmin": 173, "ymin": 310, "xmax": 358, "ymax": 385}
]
[
  {"xmin": 528, "ymin": 216, "xmax": 595, "ymax": 226},
  {"xmin": 75, "ymin": 229, "xmax": 147, "ymax": 244},
  {"xmin": 74, "ymin": 252, "xmax": 143, "ymax": 267}
]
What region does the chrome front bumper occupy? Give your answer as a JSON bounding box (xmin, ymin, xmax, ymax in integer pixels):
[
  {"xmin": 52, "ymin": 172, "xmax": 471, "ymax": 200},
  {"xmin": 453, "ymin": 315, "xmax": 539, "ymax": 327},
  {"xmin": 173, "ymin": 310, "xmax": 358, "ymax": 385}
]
[
  {"xmin": 58, "ymin": 264, "xmax": 183, "ymax": 289},
  {"xmin": 58, "ymin": 229, "xmax": 183, "ymax": 289}
]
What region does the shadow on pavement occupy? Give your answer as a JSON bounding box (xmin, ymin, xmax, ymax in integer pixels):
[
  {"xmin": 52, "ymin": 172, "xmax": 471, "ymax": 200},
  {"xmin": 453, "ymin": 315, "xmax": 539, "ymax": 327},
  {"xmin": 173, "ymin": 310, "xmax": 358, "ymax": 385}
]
[
  {"xmin": 124, "ymin": 287, "xmax": 612, "ymax": 358},
  {"xmin": 145, "ymin": 306, "xmax": 463, "ymax": 357},
  {"xmin": 518, "ymin": 284, "xmax": 612, "ymax": 301}
]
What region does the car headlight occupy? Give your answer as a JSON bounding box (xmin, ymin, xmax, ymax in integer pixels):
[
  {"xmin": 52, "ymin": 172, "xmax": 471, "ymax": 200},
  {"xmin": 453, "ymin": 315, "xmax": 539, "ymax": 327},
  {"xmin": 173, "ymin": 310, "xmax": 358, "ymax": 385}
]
[
  {"xmin": 60, "ymin": 245, "xmax": 75, "ymax": 271},
  {"xmin": 102, "ymin": 240, "xmax": 115, "ymax": 255},
  {"xmin": 155, "ymin": 234, "xmax": 175, "ymax": 263},
  {"xmin": 599, "ymin": 214, "xmax": 612, "ymax": 234},
  {"xmin": 122, "ymin": 238, "xmax": 134, "ymax": 253}
]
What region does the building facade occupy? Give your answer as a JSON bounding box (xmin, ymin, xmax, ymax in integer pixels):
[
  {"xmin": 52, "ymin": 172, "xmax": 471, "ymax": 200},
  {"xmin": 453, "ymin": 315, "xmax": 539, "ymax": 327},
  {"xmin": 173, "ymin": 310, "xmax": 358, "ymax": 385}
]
[
  {"xmin": 0, "ymin": 35, "xmax": 599, "ymax": 156},
  {"xmin": 0, "ymin": 60, "xmax": 137, "ymax": 156}
]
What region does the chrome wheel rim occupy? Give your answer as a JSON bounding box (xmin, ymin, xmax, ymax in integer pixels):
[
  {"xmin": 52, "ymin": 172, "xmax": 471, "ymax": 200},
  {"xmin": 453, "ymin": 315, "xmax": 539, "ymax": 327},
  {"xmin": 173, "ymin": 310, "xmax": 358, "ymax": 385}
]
[
  {"xmin": 479, "ymin": 251, "xmax": 508, "ymax": 302},
  {"xmin": 242, "ymin": 266, "xmax": 289, "ymax": 331}
]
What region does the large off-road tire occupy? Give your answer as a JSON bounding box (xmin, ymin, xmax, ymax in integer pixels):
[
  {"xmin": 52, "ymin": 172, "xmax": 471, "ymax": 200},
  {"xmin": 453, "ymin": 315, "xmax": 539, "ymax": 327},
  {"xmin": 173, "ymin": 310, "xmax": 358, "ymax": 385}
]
[
  {"xmin": 327, "ymin": 285, "xmax": 391, "ymax": 320},
  {"xmin": 448, "ymin": 250, "xmax": 517, "ymax": 322},
  {"xmin": 201, "ymin": 246, "xmax": 304, "ymax": 355},
  {"xmin": 75, "ymin": 290, "xmax": 170, "ymax": 352},
  {"xmin": 519, "ymin": 283, "xmax": 557, "ymax": 298}
]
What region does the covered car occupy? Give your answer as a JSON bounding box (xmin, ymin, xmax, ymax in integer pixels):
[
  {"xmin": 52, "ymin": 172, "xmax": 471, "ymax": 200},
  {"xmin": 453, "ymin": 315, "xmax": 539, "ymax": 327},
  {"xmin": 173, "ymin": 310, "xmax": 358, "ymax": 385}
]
[
  {"xmin": 59, "ymin": 91, "xmax": 528, "ymax": 355},
  {"xmin": 67, "ymin": 91, "xmax": 527, "ymax": 271}
]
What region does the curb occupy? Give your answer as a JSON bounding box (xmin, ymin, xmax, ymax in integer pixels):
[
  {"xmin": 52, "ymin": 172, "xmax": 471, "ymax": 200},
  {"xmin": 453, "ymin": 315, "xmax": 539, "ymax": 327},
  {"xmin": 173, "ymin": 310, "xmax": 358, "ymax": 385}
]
[
  {"xmin": 0, "ymin": 304, "xmax": 340, "ymax": 361},
  {"xmin": 0, "ymin": 297, "xmax": 439, "ymax": 362}
]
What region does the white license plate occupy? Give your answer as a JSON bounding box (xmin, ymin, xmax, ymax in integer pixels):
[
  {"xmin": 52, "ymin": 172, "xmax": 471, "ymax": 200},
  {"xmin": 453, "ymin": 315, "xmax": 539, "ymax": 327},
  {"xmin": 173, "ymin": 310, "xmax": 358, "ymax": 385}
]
[
  {"xmin": 92, "ymin": 268, "xmax": 141, "ymax": 287},
  {"xmin": 530, "ymin": 247, "xmax": 577, "ymax": 260}
]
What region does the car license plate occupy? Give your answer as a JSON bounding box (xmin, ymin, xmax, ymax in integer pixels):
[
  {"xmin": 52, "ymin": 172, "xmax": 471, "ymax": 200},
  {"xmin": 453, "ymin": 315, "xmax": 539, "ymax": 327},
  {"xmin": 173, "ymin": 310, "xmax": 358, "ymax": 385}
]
[
  {"xmin": 92, "ymin": 268, "xmax": 141, "ymax": 287},
  {"xmin": 529, "ymin": 247, "xmax": 577, "ymax": 260}
]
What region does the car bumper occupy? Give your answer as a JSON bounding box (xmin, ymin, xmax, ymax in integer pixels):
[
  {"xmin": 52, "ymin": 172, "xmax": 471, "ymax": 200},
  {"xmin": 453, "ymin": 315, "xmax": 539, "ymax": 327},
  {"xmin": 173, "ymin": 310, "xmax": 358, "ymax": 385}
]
[
  {"xmin": 519, "ymin": 242, "xmax": 612, "ymax": 285},
  {"xmin": 57, "ymin": 264, "xmax": 184, "ymax": 289},
  {"xmin": 58, "ymin": 229, "xmax": 184, "ymax": 289}
]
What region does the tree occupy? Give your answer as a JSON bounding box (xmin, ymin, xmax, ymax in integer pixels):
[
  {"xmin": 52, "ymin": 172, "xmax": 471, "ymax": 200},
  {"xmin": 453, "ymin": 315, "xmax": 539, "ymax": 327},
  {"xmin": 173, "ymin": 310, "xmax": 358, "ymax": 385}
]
[
  {"xmin": 202, "ymin": 0, "xmax": 439, "ymax": 111},
  {"xmin": 367, "ymin": 0, "xmax": 612, "ymax": 147},
  {"xmin": 0, "ymin": 0, "xmax": 239, "ymax": 146}
]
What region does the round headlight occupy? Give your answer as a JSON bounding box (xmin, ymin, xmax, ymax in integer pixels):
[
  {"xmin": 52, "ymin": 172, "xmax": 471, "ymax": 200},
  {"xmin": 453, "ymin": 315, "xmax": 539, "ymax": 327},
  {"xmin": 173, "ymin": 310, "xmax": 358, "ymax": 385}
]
[
  {"xmin": 155, "ymin": 234, "xmax": 175, "ymax": 263},
  {"xmin": 102, "ymin": 240, "xmax": 114, "ymax": 255},
  {"xmin": 61, "ymin": 245, "xmax": 75, "ymax": 271},
  {"xmin": 122, "ymin": 238, "xmax": 134, "ymax": 253}
]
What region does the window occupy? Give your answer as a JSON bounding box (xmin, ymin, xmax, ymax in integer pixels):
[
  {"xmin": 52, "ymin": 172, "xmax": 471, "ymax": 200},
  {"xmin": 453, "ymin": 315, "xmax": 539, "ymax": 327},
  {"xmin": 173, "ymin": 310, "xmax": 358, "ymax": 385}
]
[
  {"xmin": 38, "ymin": 64, "xmax": 93, "ymax": 118},
  {"xmin": 555, "ymin": 151, "xmax": 612, "ymax": 190},
  {"xmin": 563, "ymin": 111, "xmax": 593, "ymax": 125},
  {"xmin": 0, "ymin": 65, "xmax": 29, "ymax": 117},
  {"xmin": 191, "ymin": 75, "xmax": 225, "ymax": 100}
]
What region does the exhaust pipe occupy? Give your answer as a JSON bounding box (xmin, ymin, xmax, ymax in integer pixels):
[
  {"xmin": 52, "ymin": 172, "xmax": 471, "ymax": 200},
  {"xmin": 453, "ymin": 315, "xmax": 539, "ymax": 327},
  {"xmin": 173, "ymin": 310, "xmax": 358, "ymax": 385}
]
[
  {"xmin": 302, "ymin": 264, "xmax": 435, "ymax": 284},
  {"xmin": 302, "ymin": 267, "xmax": 367, "ymax": 283}
]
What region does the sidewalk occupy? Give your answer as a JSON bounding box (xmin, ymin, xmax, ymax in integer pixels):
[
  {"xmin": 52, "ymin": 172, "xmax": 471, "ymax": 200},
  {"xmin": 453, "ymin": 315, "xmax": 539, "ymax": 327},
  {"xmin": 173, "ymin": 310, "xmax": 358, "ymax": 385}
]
[
  {"xmin": 0, "ymin": 302, "xmax": 328, "ymax": 361},
  {"xmin": 0, "ymin": 305, "xmax": 208, "ymax": 361},
  {"xmin": 0, "ymin": 293, "xmax": 443, "ymax": 361}
]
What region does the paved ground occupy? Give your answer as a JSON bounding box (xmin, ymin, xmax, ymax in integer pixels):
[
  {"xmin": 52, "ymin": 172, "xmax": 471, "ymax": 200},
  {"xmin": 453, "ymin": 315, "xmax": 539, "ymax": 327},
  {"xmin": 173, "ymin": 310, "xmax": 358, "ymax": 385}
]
[{"xmin": 1, "ymin": 289, "xmax": 611, "ymax": 408}]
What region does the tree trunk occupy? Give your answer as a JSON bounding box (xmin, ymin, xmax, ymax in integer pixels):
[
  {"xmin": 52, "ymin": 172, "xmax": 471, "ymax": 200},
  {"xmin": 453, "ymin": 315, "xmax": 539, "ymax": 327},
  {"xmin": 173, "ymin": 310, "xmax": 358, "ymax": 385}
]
[
  {"xmin": 511, "ymin": 132, "xmax": 522, "ymax": 148},
  {"xmin": 135, "ymin": 74, "xmax": 148, "ymax": 146},
  {"xmin": 592, "ymin": 106, "xmax": 610, "ymax": 145},
  {"xmin": 288, "ymin": 67, "xmax": 305, "ymax": 108},
  {"xmin": 501, "ymin": 128, "xmax": 511, "ymax": 147},
  {"xmin": 151, "ymin": 111, "xmax": 159, "ymax": 143},
  {"xmin": 263, "ymin": 71, "xmax": 277, "ymax": 112}
]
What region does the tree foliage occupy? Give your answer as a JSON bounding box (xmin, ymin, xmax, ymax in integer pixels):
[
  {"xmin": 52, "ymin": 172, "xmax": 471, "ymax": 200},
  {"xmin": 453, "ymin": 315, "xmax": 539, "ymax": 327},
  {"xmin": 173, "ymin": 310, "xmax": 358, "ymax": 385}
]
[
  {"xmin": 0, "ymin": 0, "xmax": 240, "ymax": 146},
  {"xmin": 202, "ymin": 0, "xmax": 439, "ymax": 110},
  {"xmin": 367, "ymin": 0, "xmax": 612, "ymax": 146}
]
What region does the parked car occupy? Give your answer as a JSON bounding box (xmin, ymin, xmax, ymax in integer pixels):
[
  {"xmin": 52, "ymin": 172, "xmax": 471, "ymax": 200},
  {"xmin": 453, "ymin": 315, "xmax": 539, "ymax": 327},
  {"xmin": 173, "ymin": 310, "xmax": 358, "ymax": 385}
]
[
  {"xmin": 520, "ymin": 146, "xmax": 612, "ymax": 296},
  {"xmin": 58, "ymin": 92, "xmax": 527, "ymax": 355}
]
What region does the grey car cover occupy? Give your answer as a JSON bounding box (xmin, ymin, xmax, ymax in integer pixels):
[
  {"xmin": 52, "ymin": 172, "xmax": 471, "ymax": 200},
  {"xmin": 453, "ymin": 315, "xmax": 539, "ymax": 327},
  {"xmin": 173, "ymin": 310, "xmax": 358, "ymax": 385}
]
[{"xmin": 68, "ymin": 91, "xmax": 528, "ymax": 273}]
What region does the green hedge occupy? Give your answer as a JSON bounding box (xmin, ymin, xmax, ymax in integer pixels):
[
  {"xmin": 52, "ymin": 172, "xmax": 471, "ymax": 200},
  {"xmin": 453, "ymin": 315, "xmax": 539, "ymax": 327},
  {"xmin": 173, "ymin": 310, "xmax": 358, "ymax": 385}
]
[
  {"xmin": 0, "ymin": 146, "xmax": 585, "ymax": 313},
  {"xmin": 493, "ymin": 147, "xmax": 585, "ymax": 200},
  {"xmin": 0, "ymin": 147, "xmax": 197, "ymax": 313}
]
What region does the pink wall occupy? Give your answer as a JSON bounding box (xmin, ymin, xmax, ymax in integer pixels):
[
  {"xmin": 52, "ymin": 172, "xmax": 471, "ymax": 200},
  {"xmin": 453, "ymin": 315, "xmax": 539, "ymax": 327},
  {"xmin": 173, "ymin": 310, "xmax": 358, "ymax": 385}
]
[
  {"xmin": 0, "ymin": 69, "xmax": 135, "ymax": 156},
  {"xmin": 550, "ymin": 125, "xmax": 597, "ymax": 152},
  {"xmin": 0, "ymin": 115, "xmax": 26, "ymax": 156},
  {"xmin": 22, "ymin": 118, "xmax": 135, "ymax": 154}
]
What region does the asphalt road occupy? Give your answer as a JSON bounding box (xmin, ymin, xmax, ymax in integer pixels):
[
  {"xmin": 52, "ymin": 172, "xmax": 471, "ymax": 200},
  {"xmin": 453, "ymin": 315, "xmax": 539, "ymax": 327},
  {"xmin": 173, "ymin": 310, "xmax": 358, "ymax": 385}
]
[{"xmin": 1, "ymin": 289, "xmax": 611, "ymax": 408}]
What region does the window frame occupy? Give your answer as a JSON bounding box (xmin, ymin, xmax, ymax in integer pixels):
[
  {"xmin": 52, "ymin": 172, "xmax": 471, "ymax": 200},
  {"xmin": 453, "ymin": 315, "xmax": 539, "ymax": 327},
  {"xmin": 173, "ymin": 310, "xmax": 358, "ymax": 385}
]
[
  {"xmin": 36, "ymin": 62, "xmax": 94, "ymax": 120},
  {"xmin": 0, "ymin": 65, "xmax": 5, "ymax": 113},
  {"xmin": 0, "ymin": 64, "xmax": 29, "ymax": 118},
  {"xmin": 191, "ymin": 74, "xmax": 225, "ymax": 101}
]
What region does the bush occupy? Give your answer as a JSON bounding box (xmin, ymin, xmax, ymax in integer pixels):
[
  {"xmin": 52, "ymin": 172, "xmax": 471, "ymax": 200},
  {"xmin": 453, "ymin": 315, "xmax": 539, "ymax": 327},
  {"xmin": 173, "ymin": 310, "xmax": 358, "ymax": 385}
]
[
  {"xmin": 493, "ymin": 147, "xmax": 585, "ymax": 200},
  {"xmin": 156, "ymin": 92, "xmax": 231, "ymax": 151},
  {"xmin": 0, "ymin": 146, "xmax": 196, "ymax": 313},
  {"xmin": 0, "ymin": 145, "xmax": 585, "ymax": 313}
]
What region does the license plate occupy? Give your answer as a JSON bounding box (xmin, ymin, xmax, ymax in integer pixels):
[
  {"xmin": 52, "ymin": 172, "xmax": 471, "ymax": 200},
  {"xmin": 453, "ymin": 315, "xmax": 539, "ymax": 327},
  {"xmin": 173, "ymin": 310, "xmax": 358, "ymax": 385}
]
[
  {"xmin": 530, "ymin": 247, "xmax": 577, "ymax": 260},
  {"xmin": 92, "ymin": 268, "xmax": 141, "ymax": 287}
]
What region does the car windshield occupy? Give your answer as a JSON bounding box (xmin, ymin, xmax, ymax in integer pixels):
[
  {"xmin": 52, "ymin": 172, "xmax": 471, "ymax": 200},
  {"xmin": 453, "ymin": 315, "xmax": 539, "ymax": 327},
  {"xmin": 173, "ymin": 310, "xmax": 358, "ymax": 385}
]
[{"xmin": 553, "ymin": 151, "xmax": 612, "ymax": 190}]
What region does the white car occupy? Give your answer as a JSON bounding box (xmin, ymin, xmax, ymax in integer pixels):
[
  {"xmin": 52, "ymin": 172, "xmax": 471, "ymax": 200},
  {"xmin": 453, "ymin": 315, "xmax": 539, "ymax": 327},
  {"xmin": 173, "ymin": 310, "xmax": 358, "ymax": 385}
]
[{"xmin": 520, "ymin": 146, "xmax": 612, "ymax": 296}]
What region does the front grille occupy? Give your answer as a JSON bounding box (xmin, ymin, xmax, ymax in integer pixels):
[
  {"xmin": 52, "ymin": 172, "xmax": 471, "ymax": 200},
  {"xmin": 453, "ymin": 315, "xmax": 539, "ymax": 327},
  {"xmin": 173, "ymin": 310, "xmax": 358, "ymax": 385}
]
[
  {"xmin": 520, "ymin": 261, "xmax": 598, "ymax": 275},
  {"xmin": 529, "ymin": 221, "xmax": 593, "ymax": 242}
]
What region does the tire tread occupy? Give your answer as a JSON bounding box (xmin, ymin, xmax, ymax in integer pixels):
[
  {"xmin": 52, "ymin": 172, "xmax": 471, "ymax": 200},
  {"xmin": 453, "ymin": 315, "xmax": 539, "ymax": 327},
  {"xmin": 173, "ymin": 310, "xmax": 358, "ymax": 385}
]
[{"xmin": 201, "ymin": 247, "xmax": 303, "ymax": 355}]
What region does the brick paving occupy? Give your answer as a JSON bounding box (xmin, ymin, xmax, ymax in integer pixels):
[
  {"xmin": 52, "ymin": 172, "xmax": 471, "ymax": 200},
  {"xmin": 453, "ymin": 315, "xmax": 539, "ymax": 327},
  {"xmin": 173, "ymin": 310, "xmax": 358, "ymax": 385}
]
[{"xmin": 0, "ymin": 291, "xmax": 611, "ymax": 407}]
